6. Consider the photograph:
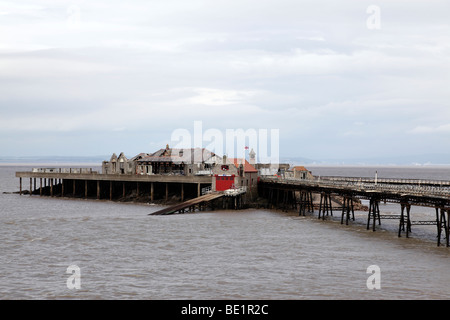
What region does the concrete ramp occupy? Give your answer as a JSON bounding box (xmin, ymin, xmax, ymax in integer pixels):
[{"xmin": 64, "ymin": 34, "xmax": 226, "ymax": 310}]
[{"xmin": 149, "ymin": 192, "xmax": 225, "ymax": 215}]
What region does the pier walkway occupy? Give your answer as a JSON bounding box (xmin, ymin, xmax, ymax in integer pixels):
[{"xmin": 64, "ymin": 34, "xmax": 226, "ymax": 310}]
[
  {"xmin": 149, "ymin": 192, "xmax": 225, "ymax": 215},
  {"xmin": 259, "ymin": 176, "xmax": 450, "ymax": 246},
  {"xmin": 150, "ymin": 187, "xmax": 248, "ymax": 215}
]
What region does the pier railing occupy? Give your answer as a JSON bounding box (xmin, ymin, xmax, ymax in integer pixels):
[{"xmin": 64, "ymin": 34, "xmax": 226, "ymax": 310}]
[
  {"xmin": 262, "ymin": 176, "xmax": 450, "ymax": 198},
  {"xmin": 316, "ymin": 176, "xmax": 450, "ymax": 187},
  {"xmin": 224, "ymin": 186, "xmax": 247, "ymax": 196},
  {"xmin": 32, "ymin": 168, "xmax": 98, "ymax": 174}
]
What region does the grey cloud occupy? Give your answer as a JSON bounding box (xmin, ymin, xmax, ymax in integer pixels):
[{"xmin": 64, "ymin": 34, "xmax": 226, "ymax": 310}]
[{"xmin": 0, "ymin": 0, "xmax": 449, "ymax": 161}]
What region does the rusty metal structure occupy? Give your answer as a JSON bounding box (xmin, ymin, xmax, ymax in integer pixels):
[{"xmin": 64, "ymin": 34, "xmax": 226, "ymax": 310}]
[{"xmin": 259, "ymin": 176, "xmax": 450, "ymax": 247}]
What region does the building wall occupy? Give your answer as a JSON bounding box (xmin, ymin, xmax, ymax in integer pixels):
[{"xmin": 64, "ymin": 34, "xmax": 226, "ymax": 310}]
[
  {"xmin": 212, "ymin": 163, "xmax": 239, "ymax": 191},
  {"xmin": 238, "ymin": 171, "xmax": 258, "ymax": 199},
  {"xmin": 102, "ymin": 153, "xmax": 134, "ymax": 174},
  {"xmin": 254, "ymin": 163, "xmax": 290, "ymax": 176}
]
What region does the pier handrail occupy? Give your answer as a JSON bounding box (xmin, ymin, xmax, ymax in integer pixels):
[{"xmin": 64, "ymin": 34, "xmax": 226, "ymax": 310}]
[
  {"xmin": 261, "ymin": 176, "xmax": 450, "ymax": 198},
  {"xmin": 316, "ymin": 175, "xmax": 450, "ymax": 186},
  {"xmin": 32, "ymin": 168, "xmax": 97, "ymax": 174},
  {"xmin": 224, "ymin": 186, "xmax": 247, "ymax": 196},
  {"xmin": 201, "ymin": 186, "xmax": 212, "ymax": 195}
]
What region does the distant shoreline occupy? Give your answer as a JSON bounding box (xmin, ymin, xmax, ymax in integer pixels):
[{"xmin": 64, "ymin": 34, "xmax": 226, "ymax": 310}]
[
  {"xmin": 2, "ymin": 162, "xmax": 450, "ymax": 168},
  {"xmin": 0, "ymin": 163, "xmax": 101, "ymax": 167}
]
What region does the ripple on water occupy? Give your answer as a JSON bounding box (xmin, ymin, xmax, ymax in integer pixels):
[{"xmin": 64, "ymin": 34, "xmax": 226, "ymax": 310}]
[{"xmin": 1, "ymin": 181, "xmax": 450, "ymax": 299}]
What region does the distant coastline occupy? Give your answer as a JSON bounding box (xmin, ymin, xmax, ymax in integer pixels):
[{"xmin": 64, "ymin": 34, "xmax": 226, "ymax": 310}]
[
  {"xmin": 1, "ymin": 154, "xmax": 450, "ymax": 167},
  {"xmin": 0, "ymin": 163, "xmax": 101, "ymax": 167},
  {"xmin": 0, "ymin": 156, "xmax": 106, "ymax": 167}
]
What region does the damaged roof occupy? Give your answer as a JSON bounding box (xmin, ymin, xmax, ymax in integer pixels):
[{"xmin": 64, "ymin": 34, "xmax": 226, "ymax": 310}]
[{"xmin": 136, "ymin": 147, "xmax": 216, "ymax": 164}]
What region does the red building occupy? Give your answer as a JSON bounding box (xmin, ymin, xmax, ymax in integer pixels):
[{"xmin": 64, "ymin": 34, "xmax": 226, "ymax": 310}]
[{"xmin": 212, "ymin": 156, "xmax": 258, "ymax": 196}]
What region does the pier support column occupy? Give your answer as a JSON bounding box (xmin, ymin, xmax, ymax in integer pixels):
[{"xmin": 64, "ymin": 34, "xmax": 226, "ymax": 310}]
[
  {"xmin": 110, "ymin": 181, "xmax": 113, "ymax": 201},
  {"xmin": 85, "ymin": 180, "xmax": 88, "ymax": 199},
  {"xmin": 61, "ymin": 179, "xmax": 64, "ymax": 197},
  {"xmin": 29, "ymin": 178, "xmax": 32, "ymax": 196},
  {"xmin": 276, "ymin": 188, "xmax": 280, "ymax": 207},
  {"xmin": 40, "ymin": 178, "xmax": 42, "ymax": 196},
  {"xmin": 19, "ymin": 177, "xmax": 22, "ymax": 195},
  {"xmin": 308, "ymin": 191, "xmax": 314, "ymax": 214},
  {"xmin": 398, "ymin": 203, "xmax": 412, "ymax": 237},
  {"xmin": 73, "ymin": 180, "xmax": 76, "ymax": 196},
  {"xmin": 280, "ymin": 189, "xmax": 294, "ymax": 212},
  {"xmin": 445, "ymin": 210, "xmax": 450, "ymax": 247},
  {"xmin": 165, "ymin": 183, "xmax": 169, "ymax": 202},
  {"xmin": 437, "ymin": 208, "xmax": 450, "ymax": 247},
  {"xmin": 123, "ymin": 182, "xmax": 126, "ymax": 199},
  {"xmin": 50, "ymin": 179, "xmax": 54, "ymax": 197},
  {"xmin": 318, "ymin": 192, "xmax": 332, "ymax": 220},
  {"xmin": 136, "ymin": 182, "xmax": 140, "ymax": 197},
  {"xmin": 97, "ymin": 180, "xmax": 100, "ymax": 200},
  {"xmin": 341, "ymin": 195, "xmax": 355, "ymax": 225},
  {"xmin": 151, "ymin": 182, "xmax": 154, "ymax": 202},
  {"xmin": 197, "ymin": 183, "xmax": 201, "ymax": 197},
  {"xmin": 181, "ymin": 183, "xmax": 184, "ymax": 202},
  {"xmin": 366, "ymin": 197, "xmax": 381, "ymax": 231},
  {"xmin": 298, "ymin": 190, "xmax": 314, "ymax": 216}
]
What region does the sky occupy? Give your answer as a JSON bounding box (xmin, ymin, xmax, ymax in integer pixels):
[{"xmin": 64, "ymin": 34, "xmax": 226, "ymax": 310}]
[{"xmin": 1, "ymin": 0, "xmax": 450, "ymax": 164}]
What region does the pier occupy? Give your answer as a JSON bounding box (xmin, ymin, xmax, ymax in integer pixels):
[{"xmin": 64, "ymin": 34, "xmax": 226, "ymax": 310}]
[
  {"xmin": 259, "ymin": 176, "xmax": 450, "ymax": 247},
  {"xmin": 14, "ymin": 166, "xmax": 450, "ymax": 247},
  {"xmin": 15, "ymin": 168, "xmax": 249, "ymax": 214},
  {"xmin": 15, "ymin": 168, "xmax": 212, "ymax": 203}
]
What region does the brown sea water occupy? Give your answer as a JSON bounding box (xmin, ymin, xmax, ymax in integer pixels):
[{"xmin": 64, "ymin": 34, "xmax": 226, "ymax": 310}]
[{"xmin": 1, "ymin": 165, "xmax": 449, "ymax": 299}]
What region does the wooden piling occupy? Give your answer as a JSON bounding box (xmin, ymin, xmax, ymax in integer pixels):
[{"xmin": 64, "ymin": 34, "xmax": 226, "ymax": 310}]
[
  {"xmin": 151, "ymin": 182, "xmax": 154, "ymax": 202},
  {"xmin": 165, "ymin": 183, "xmax": 169, "ymax": 202}
]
